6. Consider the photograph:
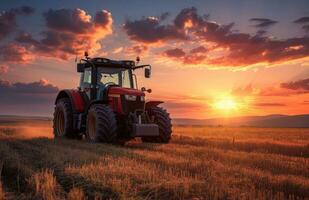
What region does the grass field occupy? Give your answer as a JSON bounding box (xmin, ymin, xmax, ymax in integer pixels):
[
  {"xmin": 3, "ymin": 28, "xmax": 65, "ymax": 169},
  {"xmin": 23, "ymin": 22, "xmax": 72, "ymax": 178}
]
[{"xmin": 0, "ymin": 120, "xmax": 308, "ymax": 200}]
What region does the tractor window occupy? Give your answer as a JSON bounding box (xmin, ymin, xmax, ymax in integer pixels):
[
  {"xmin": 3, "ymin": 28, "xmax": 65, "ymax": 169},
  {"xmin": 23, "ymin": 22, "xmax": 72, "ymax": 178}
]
[
  {"xmin": 122, "ymin": 70, "xmax": 131, "ymax": 88},
  {"xmin": 83, "ymin": 68, "xmax": 91, "ymax": 84},
  {"xmin": 97, "ymin": 68, "xmax": 133, "ymax": 88},
  {"xmin": 98, "ymin": 73, "xmax": 119, "ymax": 85}
]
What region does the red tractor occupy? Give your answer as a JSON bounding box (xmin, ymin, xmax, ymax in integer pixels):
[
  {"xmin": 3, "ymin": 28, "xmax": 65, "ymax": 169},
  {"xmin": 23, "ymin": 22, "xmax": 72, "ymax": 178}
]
[{"xmin": 53, "ymin": 55, "xmax": 172, "ymax": 143}]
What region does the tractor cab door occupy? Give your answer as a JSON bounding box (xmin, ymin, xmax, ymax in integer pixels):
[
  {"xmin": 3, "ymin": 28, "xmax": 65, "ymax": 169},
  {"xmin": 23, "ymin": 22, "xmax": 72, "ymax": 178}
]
[{"xmin": 80, "ymin": 67, "xmax": 92, "ymax": 99}]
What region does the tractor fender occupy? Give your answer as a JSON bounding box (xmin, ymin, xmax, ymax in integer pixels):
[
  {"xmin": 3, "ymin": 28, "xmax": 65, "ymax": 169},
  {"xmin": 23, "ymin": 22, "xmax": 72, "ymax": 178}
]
[
  {"xmin": 55, "ymin": 90, "xmax": 86, "ymax": 113},
  {"xmin": 145, "ymin": 101, "xmax": 164, "ymax": 110}
]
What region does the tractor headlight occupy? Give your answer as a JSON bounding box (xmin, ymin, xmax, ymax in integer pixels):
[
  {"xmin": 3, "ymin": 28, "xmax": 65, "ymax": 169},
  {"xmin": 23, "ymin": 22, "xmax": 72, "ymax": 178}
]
[
  {"xmin": 140, "ymin": 96, "xmax": 145, "ymax": 102},
  {"xmin": 125, "ymin": 95, "xmax": 137, "ymax": 101}
]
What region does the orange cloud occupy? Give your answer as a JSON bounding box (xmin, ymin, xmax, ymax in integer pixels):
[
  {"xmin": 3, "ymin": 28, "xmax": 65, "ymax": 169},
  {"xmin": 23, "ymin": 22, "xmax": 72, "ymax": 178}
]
[
  {"xmin": 0, "ymin": 43, "xmax": 34, "ymax": 64},
  {"xmin": 125, "ymin": 44, "xmax": 148, "ymax": 56},
  {"xmin": 14, "ymin": 8, "xmax": 113, "ymax": 60},
  {"xmin": 0, "ymin": 65, "xmax": 9, "ymax": 74},
  {"xmin": 125, "ymin": 7, "xmax": 309, "ymax": 68}
]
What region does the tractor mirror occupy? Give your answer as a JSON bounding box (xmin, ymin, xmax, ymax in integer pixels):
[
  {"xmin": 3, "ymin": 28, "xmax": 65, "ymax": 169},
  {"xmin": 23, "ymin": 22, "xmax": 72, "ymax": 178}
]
[
  {"xmin": 77, "ymin": 63, "xmax": 85, "ymax": 72},
  {"xmin": 145, "ymin": 68, "xmax": 151, "ymax": 78}
]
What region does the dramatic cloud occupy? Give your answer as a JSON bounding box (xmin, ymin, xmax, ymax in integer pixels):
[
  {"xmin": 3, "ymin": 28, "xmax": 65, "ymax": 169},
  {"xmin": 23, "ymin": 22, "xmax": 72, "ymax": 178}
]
[
  {"xmin": 250, "ymin": 18, "xmax": 278, "ymax": 28},
  {"xmin": 163, "ymin": 46, "xmax": 207, "ymax": 64},
  {"xmin": 0, "ymin": 79, "xmax": 59, "ymax": 115},
  {"xmin": 0, "ymin": 6, "xmax": 34, "ymax": 40},
  {"xmin": 123, "ymin": 16, "xmax": 187, "ymax": 43},
  {"xmin": 174, "ymin": 7, "xmax": 206, "ymax": 29},
  {"xmin": 0, "ymin": 43, "xmax": 34, "ymax": 63},
  {"xmin": 127, "ymin": 7, "xmax": 309, "ymax": 67},
  {"xmin": 15, "ymin": 8, "xmax": 113, "ymax": 60}
]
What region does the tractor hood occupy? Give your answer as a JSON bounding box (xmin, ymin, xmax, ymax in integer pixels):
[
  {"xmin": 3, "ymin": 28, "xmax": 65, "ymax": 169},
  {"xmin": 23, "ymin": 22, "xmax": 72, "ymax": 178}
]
[{"xmin": 108, "ymin": 87, "xmax": 145, "ymax": 96}]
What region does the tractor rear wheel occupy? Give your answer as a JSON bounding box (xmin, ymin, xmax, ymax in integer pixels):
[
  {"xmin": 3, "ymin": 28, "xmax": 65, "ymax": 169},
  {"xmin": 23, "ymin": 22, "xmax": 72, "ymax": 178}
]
[
  {"xmin": 53, "ymin": 98, "xmax": 80, "ymax": 139},
  {"xmin": 142, "ymin": 106, "xmax": 172, "ymax": 143},
  {"xmin": 86, "ymin": 104, "xmax": 118, "ymax": 143}
]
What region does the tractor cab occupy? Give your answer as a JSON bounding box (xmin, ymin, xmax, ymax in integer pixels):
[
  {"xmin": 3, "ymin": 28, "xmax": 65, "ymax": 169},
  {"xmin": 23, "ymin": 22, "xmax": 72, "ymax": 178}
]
[{"xmin": 77, "ymin": 57, "xmax": 151, "ymax": 101}]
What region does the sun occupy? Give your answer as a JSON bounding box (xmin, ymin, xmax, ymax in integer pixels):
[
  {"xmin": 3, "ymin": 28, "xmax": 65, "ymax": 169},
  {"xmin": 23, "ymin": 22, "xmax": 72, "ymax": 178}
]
[{"xmin": 213, "ymin": 97, "xmax": 238, "ymax": 111}]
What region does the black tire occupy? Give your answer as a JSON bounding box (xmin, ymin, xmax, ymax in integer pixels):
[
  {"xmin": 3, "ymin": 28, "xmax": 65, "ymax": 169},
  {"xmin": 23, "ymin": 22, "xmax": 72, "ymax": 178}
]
[
  {"xmin": 142, "ymin": 106, "xmax": 172, "ymax": 143},
  {"xmin": 86, "ymin": 104, "xmax": 118, "ymax": 143},
  {"xmin": 53, "ymin": 98, "xmax": 79, "ymax": 139}
]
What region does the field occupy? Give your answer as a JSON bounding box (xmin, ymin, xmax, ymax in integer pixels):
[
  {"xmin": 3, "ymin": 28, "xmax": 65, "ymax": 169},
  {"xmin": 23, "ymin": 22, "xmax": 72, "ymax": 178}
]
[{"xmin": 0, "ymin": 119, "xmax": 308, "ymax": 200}]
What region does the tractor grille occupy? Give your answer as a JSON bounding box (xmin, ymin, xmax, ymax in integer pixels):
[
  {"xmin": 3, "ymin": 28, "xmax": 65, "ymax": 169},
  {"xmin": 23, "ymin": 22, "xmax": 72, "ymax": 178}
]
[{"xmin": 121, "ymin": 95, "xmax": 145, "ymax": 114}]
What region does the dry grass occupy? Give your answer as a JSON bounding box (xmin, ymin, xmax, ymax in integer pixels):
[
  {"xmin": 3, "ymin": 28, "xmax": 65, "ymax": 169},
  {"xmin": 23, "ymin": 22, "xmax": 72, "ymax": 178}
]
[
  {"xmin": 29, "ymin": 169, "xmax": 63, "ymax": 200},
  {"xmin": 0, "ymin": 121, "xmax": 308, "ymax": 199},
  {"xmin": 67, "ymin": 187, "xmax": 85, "ymax": 200}
]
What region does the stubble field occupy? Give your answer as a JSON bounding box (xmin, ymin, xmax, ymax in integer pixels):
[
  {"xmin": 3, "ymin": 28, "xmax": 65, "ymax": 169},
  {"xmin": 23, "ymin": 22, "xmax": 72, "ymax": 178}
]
[{"xmin": 0, "ymin": 119, "xmax": 308, "ymax": 200}]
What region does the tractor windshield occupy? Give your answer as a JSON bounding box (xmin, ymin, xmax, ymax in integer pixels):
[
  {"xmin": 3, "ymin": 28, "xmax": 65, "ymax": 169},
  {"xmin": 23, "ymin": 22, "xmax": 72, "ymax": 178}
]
[{"xmin": 97, "ymin": 67, "xmax": 133, "ymax": 88}]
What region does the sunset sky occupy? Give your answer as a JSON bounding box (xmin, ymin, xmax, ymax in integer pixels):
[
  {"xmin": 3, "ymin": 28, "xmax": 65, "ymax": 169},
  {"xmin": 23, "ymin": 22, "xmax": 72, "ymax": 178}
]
[{"xmin": 0, "ymin": 0, "xmax": 308, "ymax": 118}]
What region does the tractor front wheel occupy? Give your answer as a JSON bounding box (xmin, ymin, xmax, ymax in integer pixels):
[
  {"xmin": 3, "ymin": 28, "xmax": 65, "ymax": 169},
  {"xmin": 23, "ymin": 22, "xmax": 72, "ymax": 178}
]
[
  {"xmin": 86, "ymin": 104, "xmax": 118, "ymax": 143},
  {"xmin": 142, "ymin": 106, "xmax": 172, "ymax": 143}
]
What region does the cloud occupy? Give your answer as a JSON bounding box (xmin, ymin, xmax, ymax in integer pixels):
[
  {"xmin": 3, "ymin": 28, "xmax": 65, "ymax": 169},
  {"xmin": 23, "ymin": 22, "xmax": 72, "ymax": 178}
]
[
  {"xmin": 0, "ymin": 6, "xmax": 34, "ymax": 40},
  {"xmin": 0, "ymin": 43, "xmax": 34, "ymax": 63},
  {"xmin": 174, "ymin": 7, "xmax": 206, "ymax": 29},
  {"xmin": 0, "ymin": 65, "xmax": 9, "ymax": 74},
  {"xmin": 280, "ymin": 78, "xmax": 309, "ymax": 91},
  {"xmin": 189, "ymin": 46, "xmax": 207, "ymax": 54},
  {"xmin": 232, "ymin": 79, "xmax": 309, "ymax": 97},
  {"xmin": 0, "ymin": 79, "xmax": 59, "ymax": 94},
  {"xmin": 0, "ymin": 79, "xmax": 59, "ymax": 116},
  {"xmin": 294, "ymin": 17, "xmax": 309, "ymax": 24},
  {"xmin": 123, "ymin": 16, "xmax": 187, "ymax": 44},
  {"xmin": 250, "ymin": 18, "xmax": 278, "ymax": 28},
  {"xmin": 232, "ymin": 84, "xmax": 255, "ymax": 96},
  {"xmin": 257, "ymin": 79, "xmax": 309, "ymax": 96},
  {"xmin": 163, "ymin": 48, "xmax": 186, "ymax": 58},
  {"xmin": 303, "ymin": 25, "xmax": 309, "ymax": 32},
  {"xmin": 254, "ymin": 103, "xmax": 286, "ymax": 107},
  {"xmin": 294, "ymin": 16, "xmax": 309, "ymax": 32},
  {"xmin": 126, "ymin": 7, "xmax": 309, "ymax": 68},
  {"xmin": 125, "ymin": 44, "xmax": 148, "ymax": 55},
  {"xmin": 15, "ymin": 8, "xmax": 113, "ymax": 60},
  {"xmin": 162, "ymin": 46, "xmax": 208, "ymax": 64}
]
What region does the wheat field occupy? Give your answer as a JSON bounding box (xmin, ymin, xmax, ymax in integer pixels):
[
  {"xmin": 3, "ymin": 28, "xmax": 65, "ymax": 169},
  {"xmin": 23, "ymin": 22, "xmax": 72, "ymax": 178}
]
[{"xmin": 0, "ymin": 120, "xmax": 308, "ymax": 200}]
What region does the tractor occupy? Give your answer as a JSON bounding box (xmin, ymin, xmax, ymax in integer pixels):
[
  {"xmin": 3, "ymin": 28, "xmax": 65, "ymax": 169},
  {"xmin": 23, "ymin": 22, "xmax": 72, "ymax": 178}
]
[{"xmin": 53, "ymin": 54, "xmax": 172, "ymax": 143}]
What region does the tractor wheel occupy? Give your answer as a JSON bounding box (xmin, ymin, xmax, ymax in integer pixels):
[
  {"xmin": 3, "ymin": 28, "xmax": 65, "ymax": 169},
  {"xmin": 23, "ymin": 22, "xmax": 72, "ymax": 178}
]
[
  {"xmin": 86, "ymin": 104, "xmax": 118, "ymax": 143},
  {"xmin": 53, "ymin": 98, "xmax": 80, "ymax": 139},
  {"xmin": 142, "ymin": 106, "xmax": 172, "ymax": 143}
]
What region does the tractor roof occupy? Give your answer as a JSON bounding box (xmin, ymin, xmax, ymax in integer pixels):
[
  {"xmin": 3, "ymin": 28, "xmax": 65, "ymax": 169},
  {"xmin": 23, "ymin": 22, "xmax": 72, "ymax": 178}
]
[
  {"xmin": 77, "ymin": 57, "xmax": 150, "ymax": 72},
  {"xmin": 86, "ymin": 57, "xmax": 134, "ymax": 68}
]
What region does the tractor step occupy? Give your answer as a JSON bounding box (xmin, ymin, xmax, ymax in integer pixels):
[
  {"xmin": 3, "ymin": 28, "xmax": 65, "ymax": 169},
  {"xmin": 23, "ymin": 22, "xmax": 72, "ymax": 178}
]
[{"xmin": 132, "ymin": 123, "xmax": 159, "ymax": 137}]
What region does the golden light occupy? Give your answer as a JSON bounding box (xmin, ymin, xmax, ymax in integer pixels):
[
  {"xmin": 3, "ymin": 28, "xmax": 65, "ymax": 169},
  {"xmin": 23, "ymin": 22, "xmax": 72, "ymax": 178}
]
[
  {"xmin": 214, "ymin": 98, "xmax": 238, "ymax": 110},
  {"xmin": 184, "ymin": 19, "xmax": 193, "ymax": 29}
]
